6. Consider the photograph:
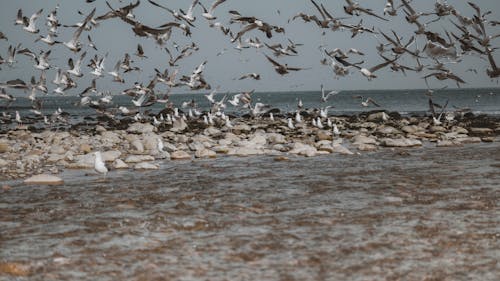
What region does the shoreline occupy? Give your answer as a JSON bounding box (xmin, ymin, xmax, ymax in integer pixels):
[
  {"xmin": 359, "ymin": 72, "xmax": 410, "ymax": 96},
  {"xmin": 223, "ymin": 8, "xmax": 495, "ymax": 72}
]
[{"xmin": 1, "ymin": 111, "xmax": 499, "ymax": 182}]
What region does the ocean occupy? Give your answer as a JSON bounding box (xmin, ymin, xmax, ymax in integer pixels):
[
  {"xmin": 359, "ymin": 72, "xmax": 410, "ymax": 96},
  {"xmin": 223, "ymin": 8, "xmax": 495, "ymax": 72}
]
[{"xmin": 3, "ymin": 88, "xmax": 500, "ymax": 123}]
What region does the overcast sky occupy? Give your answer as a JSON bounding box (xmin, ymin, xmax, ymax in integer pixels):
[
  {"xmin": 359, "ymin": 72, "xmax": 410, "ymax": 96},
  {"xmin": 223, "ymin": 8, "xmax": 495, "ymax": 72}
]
[{"xmin": 0, "ymin": 0, "xmax": 499, "ymax": 95}]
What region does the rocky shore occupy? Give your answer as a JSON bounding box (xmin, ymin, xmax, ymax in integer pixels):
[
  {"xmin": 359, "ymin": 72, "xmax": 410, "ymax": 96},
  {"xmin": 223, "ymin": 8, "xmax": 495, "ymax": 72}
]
[{"xmin": 1, "ymin": 111, "xmax": 499, "ymax": 182}]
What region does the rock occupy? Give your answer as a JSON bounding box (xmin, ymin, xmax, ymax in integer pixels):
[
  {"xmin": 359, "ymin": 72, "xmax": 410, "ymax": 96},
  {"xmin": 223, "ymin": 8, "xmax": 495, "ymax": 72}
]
[
  {"xmin": 267, "ymin": 133, "xmax": 286, "ymax": 144},
  {"xmin": 203, "ymin": 127, "xmax": 221, "ymax": 136},
  {"xmin": 130, "ymin": 139, "xmax": 145, "ymax": 153},
  {"xmin": 377, "ymin": 125, "xmax": 401, "ymax": 135},
  {"xmin": 46, "ymin": 154, "xmax": 66, "ymax": 163},
  {"xmin": 482, "ymin": 137, "xmax": 495, "ymax": 142},
  {"xmin": 367, "ymin": 111, "xmax": 389, "ymax": 122},
  {"xmin": 73, "ymin": 153, "xmax": 95, "ymax": 168},
  {"xmin": 437, "ymin": 140, "xmax": 462, "ymax": 147},
  {"xmin": 143, "ymin": 134, "xmax": 161, "ymax": 151},
  {"xmin": 401, "ymin": 125, "xmax": 421, "ymax": 134},
  {"xmin": 0, "ymin": 159, "xmax": 9, "ymax": 167},
  {"xmin": 50, "ymin": 145, "xmax": 66, "ymax": 154},
  {"xmin": 127, "ymin": 122, "xmax": 155, "ymax": 134},
  {"xmin": 274, "ymin": 156, "xmax": 290, "ymax": 161},
  {"xmin": 79, "ymin": 143, "xmax": 92, "ymax": 154},
  {"xmin": 232, "ymin": 124, "xmax": 251, "ymax": 134},
  {"xmin": 0, "ymin": 262, "xmax": 31, "ymax": 277},
  {"xmin": 289, "ymin": 142, "xmax": 317, "ymax": 157},
  {"xmin": 452, "ymin": 127, "xmax": 468, "ymax": 134},
  {"xmin": 456, "ymin": 137, "xmax": 482, "ymax": 144},
  {"xmin": 316, "ymin": 131, "xmax": 332, "ymax": 141},
  {"xmin": 188, "ymin": 141, "xmax": 206, "ymax": 151},
  {"xmin": 195, "ymin": 149, "xmax": 216, "ymax": 158},
  {"xmin": 356, "ymin": 143, "xmax": 378, "ymax": 151},
  {"xmin": 380, "ymin": 138, "xmax": 422, "ymax": 147},
  {"xmin": 95, "ymin": 125, "xmax": 107, "ymax": 133},
  {"xmin": 331, "ymin": 143, "xmax": 354, "ymax": 155},
  {"xmin": 429, "ymin": 126, "xmax": 447, "ymax": 133},
  {"xmin": 228, "ymin": 147, "xmax": 264, "ymax": 156},
  {"xmin": 124, "ymin": 155, "xmax": 155, "ymax": 163},
  {"xmin": 212, "ymin": 145, "xmax": 230, "ymax": 154},
  {"xmin": 113, "ymin": 159, "xmax": 129, "ymax": 169},
  {"xmin": 101, "ymin": 131, "xmax": 121, "ymax": 144},
  {"xmin": 102, "ymin": 150, "xmax": 121, "ymax": 162},
  {"xmin": 162, "ymin": 142, "xmax": 177, "ymax": 153},
  {"xmin": 171, "ymin": 150, "xmax": 191, "ymax": 160},
  {"xmin": 248, "ymin": 133, "xmax": 267, "ymax": 147},
  {"xmin": 171, "ymin": 118, "xmax": 187, "ymax": 132},
  {"xmin": 0, "ymin": 142, "xmax": 10, "ymax": 153},
  {"xmin": 469, "ymin": 127, "xmax": 494, "ymax": 135},
  {"xmin": 352, "ymin": 135, "xmax": 378, "ymax": 145},
  {"xmin": 134, "ymin": 162, "xmax": 159, "ymax": 170},
  {"xmin": 24, "ymin": 174, "xmax": 63, "ymax": 185}
]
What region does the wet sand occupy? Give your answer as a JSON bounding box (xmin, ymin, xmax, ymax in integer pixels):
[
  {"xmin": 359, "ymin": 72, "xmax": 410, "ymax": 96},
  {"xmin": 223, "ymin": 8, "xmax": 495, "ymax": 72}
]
[{"xmin": 1, "ymin": 143, "xmax": 499, "ymax": 280}]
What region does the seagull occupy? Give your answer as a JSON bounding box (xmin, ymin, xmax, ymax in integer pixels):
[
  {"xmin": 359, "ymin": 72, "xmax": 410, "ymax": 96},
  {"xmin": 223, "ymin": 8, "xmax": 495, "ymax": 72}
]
[
  {"xmin": 64, "ymin": 8, "xmax": 96, "ymax": 52},
  {"xmin": 108, "ymin": 60, "xmax": 125, "ymax": 83},
  {"xmin": 94, "ymin": 151, "xmax": 108, "ymax": 177},
  {"xmin": 287, "ymin": 118, "xmax": 295, "ymax": 129},
  {"xmin": 23, "ymin": 9, "xmax": 43, "ymax": 34},
  {"xmin": 238, "ymin": 73, "xmax": 261, "ymax": 80},
  {"xmin": 344, "ymin": 0, "xmax": 388, "ymax": 21},
  {"xmin": 333, "ymin": 124, "xmax": 341, "ymax": 136},
  {"xmin": 199, "ymin": 0, "xmax": 227, "ymax": 20},
  {"xmin": 68, "ymin": 51, "xmax": 86, "ymax": 77},
  {"xmin": 265, "ymin": 55, "xmax": 307, "ymax": 75},
  {"xmin": 135, "ymin": 43, "xmax": 147, "ymax": 58},
  {"xmin": 354, "ymin": 96, "xmax": 381, "ymax": 107},
  {"xmin": 320, "ymin": 84, "xmax": 339, "ymax": 102}
]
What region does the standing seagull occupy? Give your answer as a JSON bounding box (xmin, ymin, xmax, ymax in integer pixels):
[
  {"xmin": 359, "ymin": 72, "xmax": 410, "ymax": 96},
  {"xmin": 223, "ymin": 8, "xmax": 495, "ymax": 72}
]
[{"xmin": 94, "ymin": 151, "xmax": 108, "ymax": 177}]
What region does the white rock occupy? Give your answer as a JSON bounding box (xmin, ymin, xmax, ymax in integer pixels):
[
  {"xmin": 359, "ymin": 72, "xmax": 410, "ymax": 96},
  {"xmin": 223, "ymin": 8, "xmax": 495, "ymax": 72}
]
[
  {"xmin": 352, "ymin": 135, "xmax": 378, "ymax": 145},
  {"xmin": 171, "ymin": 150, "xmax": 191, "ymax": 160},
  {"xmin": 130, "ymin": 139, "xmax": 145, "ymax": 153},
  {"xmin": 125, "ymin": 155, "xmax": 155, "ymax": 163},
  {"xmin": 331, "ymin": 143, "xmax": 354, "ymax": 155},
  {"xmin": 289, "ymin": 142, "xmax": 317, "ymax": 157},
  {"xmin": 127, "ymin": 122, "xmax": 156, "ymax": 134},
  {"xmin": 0, "ymin": 158, "xmax": 9, "ymax": 167},
  {"xmin": 50, "ymin": 145, "xmax": 66, "ymax": 154},
  {"xmin": 101, "ymin": 150, "xmax": 121, "ymax": 162},
  {"xmin": 113, "ymin": 159, "xmax": 129, "ymax": 169},
  {"xmin": 134, "ymin": 162, "xmax": 159, "ymax": 170},
  {"xmin": 24, "ymin": 174, "xmax": 63, "ymax": 185},
  {"xmin": 195, "ymin": 149, "xmax": 216, "ymax": 158},
  {"xmin": 228, "ymin": 147, "xmax": 264, "ymax": 156},
  {"xmin": 171, "ymin": 118, "xmax": 187, "ymax": 132},
  {"xmin": 381, "ymin": 138, "xmax": 422, "ymax": 147},
  {"xmin": 267, "ymin": 133, "xmax": 286, "ymax": 144}
]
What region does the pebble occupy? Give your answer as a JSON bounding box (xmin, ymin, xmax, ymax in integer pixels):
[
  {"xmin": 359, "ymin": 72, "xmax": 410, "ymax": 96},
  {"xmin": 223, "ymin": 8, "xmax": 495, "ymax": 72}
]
[
  {"xmin": 24, "ymin": 174, "xmax": 64, "ymax": 185},
  {"xmin": 171, "ymin": 150, "xmax": 191, "ymax": 160}
]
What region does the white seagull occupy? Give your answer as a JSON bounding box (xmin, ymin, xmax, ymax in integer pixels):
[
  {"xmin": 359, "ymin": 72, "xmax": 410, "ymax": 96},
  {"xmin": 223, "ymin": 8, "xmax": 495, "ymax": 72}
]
[{"xmin": 94, "ymin": 151, "xmax": 108, "ymax": 177}]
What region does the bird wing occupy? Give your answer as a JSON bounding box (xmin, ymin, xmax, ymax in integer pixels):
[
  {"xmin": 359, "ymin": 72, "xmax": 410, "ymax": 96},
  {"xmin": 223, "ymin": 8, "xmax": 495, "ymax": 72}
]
[
  {"xmin": 210, "ymin": 0, "xmax": 227, "ymax": 13},
  {"xmin": 265, "ymin": 54, "xmax": 282, "ymax": 67},
  {"xmin": 72, "ymin": 8, "xmax": 96, "ymax": 43}
]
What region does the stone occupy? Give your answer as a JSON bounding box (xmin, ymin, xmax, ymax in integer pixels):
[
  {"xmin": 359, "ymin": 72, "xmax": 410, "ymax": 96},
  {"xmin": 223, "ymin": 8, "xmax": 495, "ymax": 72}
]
[
  {"xmin": 377, "ymin": 125, "xmax": 401, "ymax": 135},
  {"xmin": 195, "ymin": 149, "xmax": 216, "ymax": 158},
  {"xmin": 101, "ymin": 131, "xmax": 121, "ymax": 144},
  {"xmin": 469, "ymin": 127, "xmax": 493, "ymax": 135},
  {"xmin": 401, "ymin": 125, "xmax": 421, "ymax": 134},
  {"xmin": 429, "ymin": 126, "xmax": 447, "ymax": 133},
  {"xmin": 0, "ymin": 142, "xmax": 9, "ymax": 153},
  {"xmin": 79, "ymin": 143, "xmax": 92, "ymax": 154},
  {"xmin": 352, "ymin": 135, "xmax": 378, "ymax": 145},
  {"xmin": 232, "ymin": 124, "xmax": 252, "ymax": 134},
  {"xmin": 288, "ymin": 142, "xmax": 317, "ymax": 157},
  {"xmin": 437, "ymin": 140, "xmax": 462, "ymax": 147},
  {"xmin": 203, "ymin": 127, "xmax": 221, "ymax": 136},
  {"xmin": 95, "ymin": 125, "xmax": 107, "ymax": 133},
  {"xmin": 24, "ymin": 174, "xmax": 63, "ymax": 185},
  {"xmin": 101, "ymin": 150, "xmax": 121, "ymax": 162},
  {"xmin": 134, "ymin": 162, "xmax": 159, "ymax": 170},
  {"xmin": 162, "ymin": 142, "xmax": 177, "ymax": 153},
  {"xmin": 248, "ymin": 133, "xmax": 267, "ymax": 147},
  {"xmin": 171, "ymin": 118, "xmax": 187, "ymax": 132},
  {"xmin": 127, "ymin": 122, "xmax": 155, "ymax": 134},
  {"xmin": 456, "ymin": 137, "xmax": 482, "ymax": 144},
  {"xmin": 113, "ymin": 159, "xmax": 129, "ymax": 169},
  {"xmin": 212, "ymin": 145, "xmax": 230, "ymax": 154},
  {"xmin": 380, "ymin": 138, "xmax": 422, "ymax": 147},
  {"xmin": 356, "ymin": 143, "xmax": 378, "ymax": 151},
  {"xmin": 143, "ymin": 134, "xmax": 161, "ymax": 151},
  {"xmin": 46, "ymin": 154, "xmax": 65, "ymax": 163},
  {"xmin": 331, "ymin": 143, "xmax": 354, "ymax": 155},
  {"xmin": 316, "ymin": 131, "xmax": 332, "ymax": 141},
  {"xmin": 267, "ymin": 133, "xmax": 286, "ymax": 144},
  {"xmin": 171, "ymin": 150, "xmax": 191, "ymax": 160},
  {"xmin": 50, "ymin": 145, "xmax": 66, "ymax": 154},
  {"xmin": 188, "ymin": 141, "xmax": 206, "ymax": 151},
  {"xmin": 228, "ymin": 147, "xmax": 264, "ymax": 156},
  {"xmin": 367, "ymin": 111, "xmax": 390, "ymax": 122},
  {"xmin": 130, "ymin": 139, "xmax": 145, "ymax": 153},
  {"xmin": 125, "ymin": 155, "xmax": 155, "ymax": 163},
  {"xmin": 73, "ymin": 153, "xmax": 95, "ymax": 168},
  {"xmin": 0, "ymin": 159, "xmax": 9, "ymax": 167}
]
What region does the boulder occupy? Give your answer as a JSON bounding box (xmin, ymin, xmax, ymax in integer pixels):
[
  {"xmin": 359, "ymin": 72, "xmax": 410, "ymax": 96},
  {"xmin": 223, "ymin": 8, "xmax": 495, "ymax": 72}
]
[
  {"xmin": 195, "ymin": 149, "xmax": 216, "ymax": 159},
  {"xmin": 380, "ymin": 138, "xmax": 422, "ymax": 147},
  {"xmin": 228, "ymin": 147, "xmax": 264, "ymax": 156},
  {"xmin": 367, "ymin": 111, "xmax": 389, "ymax": 122},
  {"xmin": 113, "ymin": 159, "xmax": 129, "ymax": 169},
  {"xmin": 171, "ymin": 118, "xmax": 187, "ymax": 132},
  {"xmin": 134, "ymin": 162, "xmax": 159, "ymax": 170},
  {"xmin": 170, "ymin": 150, "xmax": 191, "ymax": 160},
  {"xmin": 102, "ymin": 150, "xmax": 121, "ymax": 162},
  {"xmin": 127, "ymin": 122, "xmax": 155, "ymax": 134},
  {"xmin": 124, "ymin": 155, "xmax": 155, "ymax": 163},
  {"xmin": 24, "ymin": 174, "xmax": 63, "ymax": 185},
  {"xmin": 267, "ymin": 133, "xmax": 286, "ymax": 144}
]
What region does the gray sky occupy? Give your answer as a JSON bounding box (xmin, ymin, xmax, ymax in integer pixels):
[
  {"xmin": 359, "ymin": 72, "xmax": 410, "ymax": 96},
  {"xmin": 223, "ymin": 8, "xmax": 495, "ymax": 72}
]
[{"xmin": 1, "ymin": 0, "xmax": 499, "ymax": 95}]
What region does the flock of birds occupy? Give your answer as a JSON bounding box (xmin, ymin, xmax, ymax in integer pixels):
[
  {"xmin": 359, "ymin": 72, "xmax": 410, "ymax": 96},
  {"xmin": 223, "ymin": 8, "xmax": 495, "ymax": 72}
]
[{"xmin": 0, "ymin": 0, "xmax": 499, "ymax": 130}]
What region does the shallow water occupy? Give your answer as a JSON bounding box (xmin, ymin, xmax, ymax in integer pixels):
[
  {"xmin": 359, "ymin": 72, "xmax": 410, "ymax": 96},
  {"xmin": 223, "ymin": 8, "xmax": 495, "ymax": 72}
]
[{"xmin": 1, "ymin": 143, "xmax": 500, "ymax": 280}]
